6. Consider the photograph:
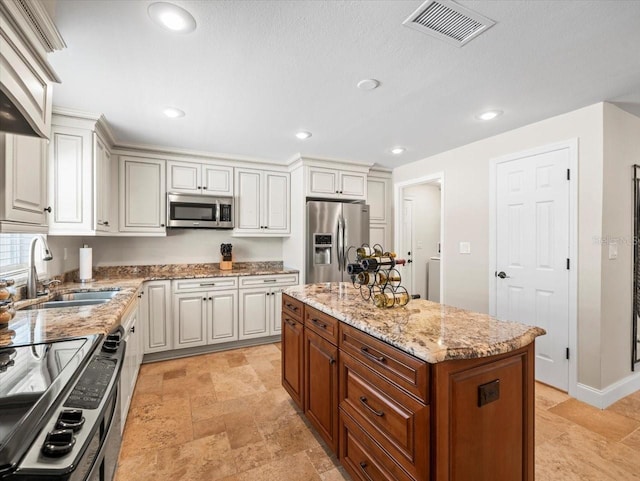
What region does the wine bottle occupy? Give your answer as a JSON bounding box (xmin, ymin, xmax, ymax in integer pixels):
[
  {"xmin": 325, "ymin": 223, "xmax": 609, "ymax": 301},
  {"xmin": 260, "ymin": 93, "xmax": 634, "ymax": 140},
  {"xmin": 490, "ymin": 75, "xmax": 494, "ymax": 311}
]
[
  {"xmin": 346, "ymin": 263, "xmax": 364, "ymax": 275},
  {"xmin": 373, "ymin": 291, "xmax": 410, "ymax": 308},
  {"xmin": 376, "ymin": 271, "xmax": 401, "ymax": 286},
  {"xmin": 356, "ymin": 272, "xmax": 376, "ymax": 286},
  {"xmin": 356, "ymin": 246, "xmax": 382, "ymax": 258},
  {"xmin": 361, "ymin": 256, "xmax": 395, "ymax": 271}
]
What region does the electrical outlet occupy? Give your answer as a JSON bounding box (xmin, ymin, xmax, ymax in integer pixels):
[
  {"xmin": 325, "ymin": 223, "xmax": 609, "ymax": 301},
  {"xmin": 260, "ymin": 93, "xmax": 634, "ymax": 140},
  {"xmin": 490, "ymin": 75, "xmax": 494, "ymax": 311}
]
[
  {"xmin": 608, "ymin": 241, "xmax": 618, "ymax": 260},
  {"xmin": 459, "ymin": 242, "xmax": 471, "ymax": 254}
]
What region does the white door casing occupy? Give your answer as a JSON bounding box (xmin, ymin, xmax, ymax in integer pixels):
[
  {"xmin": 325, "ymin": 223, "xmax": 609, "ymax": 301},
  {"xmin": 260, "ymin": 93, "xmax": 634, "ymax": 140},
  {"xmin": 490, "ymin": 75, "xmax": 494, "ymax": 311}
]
[
  {"xmin": 401, "ymin": 198, "xmax": 414, "ymax": 295},
  {"xmin": 492, "ymin": 141, "xmax": 577, "ymax": 392}
]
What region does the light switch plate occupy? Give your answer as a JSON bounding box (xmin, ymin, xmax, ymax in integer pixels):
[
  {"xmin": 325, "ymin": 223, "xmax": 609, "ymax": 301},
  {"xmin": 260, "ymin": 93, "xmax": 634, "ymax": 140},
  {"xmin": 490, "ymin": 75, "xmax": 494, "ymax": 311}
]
[
  {"xmin": 459, "ymin": 242, "xmax": 471, "ymax": 254},
  {"xmin": 609, "ymin": 241, "xmax": 618, "ymax": 260},
  {"xmin": 417, "ymin": 240, "xmax": 423, "ymax": 249}
]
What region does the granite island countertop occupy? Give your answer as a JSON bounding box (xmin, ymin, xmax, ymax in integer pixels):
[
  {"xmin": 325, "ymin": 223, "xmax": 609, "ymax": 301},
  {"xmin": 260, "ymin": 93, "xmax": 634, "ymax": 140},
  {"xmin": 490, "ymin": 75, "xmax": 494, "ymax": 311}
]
[
  {"xmin": 1, "ymin": 262, "xmax": 298, "ymax": 347},
  {"xmin": 284, "ymin": 282, "xmax": 545, "ymax": 363}
]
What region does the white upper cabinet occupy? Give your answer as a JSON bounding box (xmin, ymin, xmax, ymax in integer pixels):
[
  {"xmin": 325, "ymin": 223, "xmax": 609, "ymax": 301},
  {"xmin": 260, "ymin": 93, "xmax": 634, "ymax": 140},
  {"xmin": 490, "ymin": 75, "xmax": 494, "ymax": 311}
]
[
  {"xmin": 307, "ymin": 166, "xmax": 367, "ymax": 199},
  {"xmin": 167, "ymin": 160, "xmax": 233, "ymax": 196},
  {"xmin": 48, "ymin": 113, "xmax": 114, "ymax": 235},
  {"xmin": 119, "ymin": 156, "xmax": 166, "ymax": 234},
  {"xmin": 235, "ymin": 168, "xmax": 290, "ymax": 236},
  {"xmin": 0, "ymin": 133, "xmax": 49, "ymax": 230},
  {"xmin": 0, "ymin": 1, "xmax": 62, "ymax": 139},
  {"xmin": 367, "ymin": 170, "xmax": 393, "ymax": 249}
]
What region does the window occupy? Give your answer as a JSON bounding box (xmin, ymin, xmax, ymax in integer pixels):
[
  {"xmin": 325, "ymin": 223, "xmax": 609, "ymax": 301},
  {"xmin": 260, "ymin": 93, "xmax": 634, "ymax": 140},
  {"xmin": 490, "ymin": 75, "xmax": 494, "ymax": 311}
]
[{"xmin": 0, "ymin": 233, "xmax": 47, "ymax": 283}]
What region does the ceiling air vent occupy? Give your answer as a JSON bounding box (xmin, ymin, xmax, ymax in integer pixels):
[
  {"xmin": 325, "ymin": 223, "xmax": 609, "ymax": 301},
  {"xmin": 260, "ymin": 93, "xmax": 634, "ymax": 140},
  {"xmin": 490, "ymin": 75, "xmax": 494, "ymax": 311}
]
[{"xmin": 403, "ymin": 0, "xmax": 495, "ymax": 47}]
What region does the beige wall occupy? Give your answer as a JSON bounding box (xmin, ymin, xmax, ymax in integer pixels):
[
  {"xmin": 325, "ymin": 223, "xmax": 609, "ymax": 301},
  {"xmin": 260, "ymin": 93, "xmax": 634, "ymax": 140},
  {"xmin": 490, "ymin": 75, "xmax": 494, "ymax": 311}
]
[
  {"xmin": 47, "ymin": 236, "xmax": 85, "ymax": 276},
  {"xmin": 394, "ymin": 103, "xmax": 606, "ymax": 389},
  {"xmin": 49, "ymin": 231, "xmax": 283, "ymax": 268},
  {"xmin": 601, "ymin": 104, "xmax": 640, "ymax": 386}
]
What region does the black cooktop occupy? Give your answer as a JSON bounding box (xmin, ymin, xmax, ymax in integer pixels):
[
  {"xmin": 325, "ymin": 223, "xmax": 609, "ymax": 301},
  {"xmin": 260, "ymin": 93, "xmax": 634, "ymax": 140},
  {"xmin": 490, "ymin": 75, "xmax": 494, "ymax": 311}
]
[{"xmin": 0, "ymin": 335, "xmax": 101, "ymax": 475}]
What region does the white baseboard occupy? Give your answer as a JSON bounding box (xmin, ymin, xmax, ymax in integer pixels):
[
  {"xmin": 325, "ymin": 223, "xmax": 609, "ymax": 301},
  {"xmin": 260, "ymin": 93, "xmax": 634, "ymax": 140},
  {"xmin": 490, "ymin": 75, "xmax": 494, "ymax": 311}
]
[{"xmin": 576, "ymin": 371, "xmax": 640, "ymax": 409}]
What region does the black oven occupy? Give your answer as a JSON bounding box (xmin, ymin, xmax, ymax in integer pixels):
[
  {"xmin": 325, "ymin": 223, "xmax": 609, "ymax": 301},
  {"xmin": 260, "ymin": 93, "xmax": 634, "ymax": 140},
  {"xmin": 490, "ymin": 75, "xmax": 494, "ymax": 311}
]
[
  {"xmin": 167, "ymin": 192, "xmax": 234, "ymax": 229},
  {"xmin": 0, "ymin": 328, "xmax": 125, "ymax": 481}
]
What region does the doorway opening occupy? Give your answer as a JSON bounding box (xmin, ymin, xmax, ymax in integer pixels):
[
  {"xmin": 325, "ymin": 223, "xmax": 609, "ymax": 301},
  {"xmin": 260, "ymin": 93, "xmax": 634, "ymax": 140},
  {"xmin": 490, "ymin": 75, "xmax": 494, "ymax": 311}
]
[{"xmin": 395, "ymin": 173, "xmax": 444, "ymax": 303}]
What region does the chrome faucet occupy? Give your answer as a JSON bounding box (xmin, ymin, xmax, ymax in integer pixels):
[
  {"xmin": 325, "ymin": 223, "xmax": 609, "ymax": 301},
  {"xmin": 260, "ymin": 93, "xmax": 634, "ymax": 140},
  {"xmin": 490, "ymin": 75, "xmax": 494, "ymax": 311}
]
[{"xmin": 26, "ymin": 235, "xmax": 53, "ymax": 299}]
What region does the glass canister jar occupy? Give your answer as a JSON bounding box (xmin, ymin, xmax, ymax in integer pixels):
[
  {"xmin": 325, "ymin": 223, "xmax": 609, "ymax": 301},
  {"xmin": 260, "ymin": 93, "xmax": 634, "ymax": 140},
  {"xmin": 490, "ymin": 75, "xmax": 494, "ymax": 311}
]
[
  {"xmin": 0, "ymin": 278, "xmax": 14, "ymax": 301},
  {"xmin": 0, "ymin": 279, "xmax": 15, "ymax": 326}
]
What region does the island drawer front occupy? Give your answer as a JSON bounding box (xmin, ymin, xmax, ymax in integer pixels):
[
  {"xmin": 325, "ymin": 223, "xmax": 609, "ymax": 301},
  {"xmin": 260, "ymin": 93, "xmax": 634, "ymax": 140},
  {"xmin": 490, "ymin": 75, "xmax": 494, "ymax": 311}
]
[
  {"xmin": 173, "ymin": 277, "xmax": 238, "ymax": 292},
  {"xmin": 305, "ymin": 306, "xmax": 339, "ymax": 344},
  {"xmin": 282, "ymin": 294, "xmax": 303, "ymax": 321},
  {"xmin": 340, "ymin": 352, "xmax": 429, "ymax": 479},
  {"xmin": 340, "ymin": 324, "xmax": 429, "ymax": 403},
  {"xmin": 340, "ymin": 410, "xmax": 415, "ymax": 481}
]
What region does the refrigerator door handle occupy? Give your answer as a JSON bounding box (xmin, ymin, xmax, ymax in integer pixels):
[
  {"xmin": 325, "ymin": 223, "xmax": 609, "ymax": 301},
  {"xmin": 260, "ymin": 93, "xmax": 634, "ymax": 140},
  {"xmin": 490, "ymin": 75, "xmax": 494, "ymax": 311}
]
[
  {"xmin": 341, "ymin": 216, "xmax": 348, "ymax": 270},
  {"xmin": 336, "ymin": 217, "xmax": 343, "ymax": 271}
]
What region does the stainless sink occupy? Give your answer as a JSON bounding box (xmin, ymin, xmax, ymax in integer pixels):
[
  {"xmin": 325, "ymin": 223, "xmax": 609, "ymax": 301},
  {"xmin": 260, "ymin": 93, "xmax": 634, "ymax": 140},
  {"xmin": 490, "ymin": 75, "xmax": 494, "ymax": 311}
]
[
  {"xmin": 51, "ymin": 290, "xmax": 120, "ymax": 301},
  {"xmin": 21, "ymin": 299, "xmax": 110, "ymax": 310},
  {"xmin": 20, "ymin": 289, "xmax": 120, "ymax": 310}
]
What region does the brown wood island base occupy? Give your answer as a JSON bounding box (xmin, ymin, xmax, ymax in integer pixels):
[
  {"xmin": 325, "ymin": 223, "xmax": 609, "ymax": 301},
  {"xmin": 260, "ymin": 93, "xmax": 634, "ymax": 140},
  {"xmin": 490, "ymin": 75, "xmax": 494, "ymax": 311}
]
[{"xmin": 281, "ymin": 283, "xmax": 545, "ymax": 481}]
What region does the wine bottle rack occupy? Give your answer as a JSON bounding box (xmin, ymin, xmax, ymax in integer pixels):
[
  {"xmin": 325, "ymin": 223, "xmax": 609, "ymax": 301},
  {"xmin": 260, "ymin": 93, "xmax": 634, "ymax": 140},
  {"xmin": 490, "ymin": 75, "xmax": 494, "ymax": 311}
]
[{"xmin": 347, "ymin": 244, "xmax": 410, "ymax": 309}]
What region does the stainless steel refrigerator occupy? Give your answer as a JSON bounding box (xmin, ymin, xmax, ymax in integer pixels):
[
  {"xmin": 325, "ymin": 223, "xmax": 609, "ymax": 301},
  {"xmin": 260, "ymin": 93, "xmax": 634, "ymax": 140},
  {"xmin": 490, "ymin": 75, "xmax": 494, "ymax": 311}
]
[{"xmin": 306, "ymin": 200, "xmax": 370, "ymax": 283}]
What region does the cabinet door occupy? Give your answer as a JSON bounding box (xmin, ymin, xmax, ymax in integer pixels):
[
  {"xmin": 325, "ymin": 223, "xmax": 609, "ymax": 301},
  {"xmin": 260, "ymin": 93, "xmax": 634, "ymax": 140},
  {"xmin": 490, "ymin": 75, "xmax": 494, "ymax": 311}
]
[
  {"xmin": 143, "ymin": 280, "xmax": 172, "ymax": 353},
  {"xmin": 167, "ymin": 161, "xmax": 201, "ymax": 194},
  {"xmin": 207, "ymin": 289, "xmax": 238, "ymax": 344},
  {"xmin": 238, "ymin": 287, "xmax": 270, "ymax": 339},
  {"xmin": 173, "ymin": 292, "xmax": 207, "ymax": 348},
  {"xmin": 120, "ymin": 303, "xmax": 140, "ymax": 431},
  {"xmin": 369, "ymin": 224, "xmax": 390, "ymax": 252},
  {"xmin": 0, "ymin": 134, "xmax": 48, "ymax": 225},
  {"xmin": 48, "ymin": 126, "xmax": 93, "ymax": 233},
  {"xmin": 270, "ymin": 288, "xmax": 284, "ymax": 335},
  {"xmin": 339, "ymin": 172, "xmax": 367, "ymax": 198},
  {"xmin": 304, "ymin": 328, "xmax": 339, "ymax": 452},
  {"xmin": 264, "ymin": 171, "xmax": 289, "ymax": 234},
  {"xmin": 119, "ymin": 156, "xmax": 166, "ymax": 233},
  {"xmin": 309, "ymin": 167, "xmax": 338, "ymax": 196},
  {"xmin": 235, "ymin": 169, "xmax": 262, "ymax": 232},
  {"xmin": 367, "ymin": 177, "xmax": 388, "ymax": 223},
  {"xmin": 282, "ymin": 314, "xmax": 304, "ymax": 409},
  {"xmin": 203, "ymin": 165, "xmax": 233, "ymax": 195}
]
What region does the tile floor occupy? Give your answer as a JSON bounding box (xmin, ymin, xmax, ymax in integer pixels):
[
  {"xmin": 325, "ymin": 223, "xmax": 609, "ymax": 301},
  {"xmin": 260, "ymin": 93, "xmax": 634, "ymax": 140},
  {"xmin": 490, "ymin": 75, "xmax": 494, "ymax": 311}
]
[{"xmin": 115, "ymin": 343, "xmax": 640, "ymax": 481}]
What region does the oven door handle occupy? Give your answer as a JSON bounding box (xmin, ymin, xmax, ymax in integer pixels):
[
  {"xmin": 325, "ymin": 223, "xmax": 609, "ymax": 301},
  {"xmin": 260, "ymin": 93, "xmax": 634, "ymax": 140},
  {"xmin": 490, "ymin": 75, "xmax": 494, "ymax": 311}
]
[{"xmin": 85, "ymin": 385, "xmax": 121, "ymax": 481}]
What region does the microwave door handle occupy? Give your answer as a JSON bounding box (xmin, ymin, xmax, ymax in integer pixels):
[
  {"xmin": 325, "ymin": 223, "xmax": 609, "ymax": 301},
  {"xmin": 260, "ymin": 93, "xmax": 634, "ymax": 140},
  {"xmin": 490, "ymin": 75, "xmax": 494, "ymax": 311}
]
[{"xmin": 216, "ymin": 200, "xmax": 220, "ymax": 226}]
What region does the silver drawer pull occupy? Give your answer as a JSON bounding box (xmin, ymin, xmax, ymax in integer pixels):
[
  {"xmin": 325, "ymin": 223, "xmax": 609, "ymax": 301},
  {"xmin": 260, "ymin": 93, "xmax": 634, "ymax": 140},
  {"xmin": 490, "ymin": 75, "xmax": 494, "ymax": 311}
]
[
  {"xmin": 263, "ymin": 279, "xmax": 277, "ymax": 283},
  {"xmin": 199, "ymin": 282, "xmax": 216, "ymax": 286},
  {"xmin": 311, "ymin": 318, "xmax": 327, "ymax": 329}
]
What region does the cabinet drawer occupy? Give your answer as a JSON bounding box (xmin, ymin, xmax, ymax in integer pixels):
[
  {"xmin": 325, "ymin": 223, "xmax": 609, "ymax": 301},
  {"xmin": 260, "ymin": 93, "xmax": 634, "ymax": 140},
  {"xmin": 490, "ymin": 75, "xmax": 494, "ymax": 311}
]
[
  {"xmin": 340, "ymin": 324, "xmax": 429, "ymax": 403},
  {"xmin": 340, "ymin": 410, "xmax": 414, "ymax": 481},
  {"xmin": 305, "ymin": 305, "xmax": 339, "ymax": 344},
  {"xmin": 282, "ymin": 294, "xmax": 303, "ymax": 320},
  {"xmin": 239, "ymin": 273, "xmax": 298, "ymax": 288},
  {"xmin": 173, "ymin": 277, "xmax": 238, "ymax": 292},
  {"xmin": 340, "ymin": 352, "xmax": 428, "ymax": 479}
]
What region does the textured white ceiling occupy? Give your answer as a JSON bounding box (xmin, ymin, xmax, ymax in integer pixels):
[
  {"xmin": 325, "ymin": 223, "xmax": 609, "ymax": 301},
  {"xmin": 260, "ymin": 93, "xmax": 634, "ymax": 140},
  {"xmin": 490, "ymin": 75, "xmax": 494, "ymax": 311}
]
[{"xmin": 48, "ymin": 0, "xmax": 640, "ymax": 168}]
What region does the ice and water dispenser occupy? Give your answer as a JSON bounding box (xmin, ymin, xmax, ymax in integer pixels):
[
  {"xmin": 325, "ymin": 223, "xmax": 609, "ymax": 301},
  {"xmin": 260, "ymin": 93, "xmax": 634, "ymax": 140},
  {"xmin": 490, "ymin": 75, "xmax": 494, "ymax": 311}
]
[{"xmin": 313, "ymin": 233, "xmax": 332, "ymax": 265}]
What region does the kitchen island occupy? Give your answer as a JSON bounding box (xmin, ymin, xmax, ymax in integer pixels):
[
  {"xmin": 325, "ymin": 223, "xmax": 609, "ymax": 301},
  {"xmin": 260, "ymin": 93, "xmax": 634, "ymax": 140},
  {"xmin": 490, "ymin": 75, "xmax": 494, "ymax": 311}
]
[{"xmin": 281, "ymin": 282, "xmax": 545, "ymax": 481}]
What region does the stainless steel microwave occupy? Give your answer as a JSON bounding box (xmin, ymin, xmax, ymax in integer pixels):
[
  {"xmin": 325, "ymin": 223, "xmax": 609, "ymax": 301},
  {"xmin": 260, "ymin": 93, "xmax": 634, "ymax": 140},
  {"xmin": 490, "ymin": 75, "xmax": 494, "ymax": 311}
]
[{"xmin": 167, "ymin": 193, "xmax": 234, "ymax": 229}]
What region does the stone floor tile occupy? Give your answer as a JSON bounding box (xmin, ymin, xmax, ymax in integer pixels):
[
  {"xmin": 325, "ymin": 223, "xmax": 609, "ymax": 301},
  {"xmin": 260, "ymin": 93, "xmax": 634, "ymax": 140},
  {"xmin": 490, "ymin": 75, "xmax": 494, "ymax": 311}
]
[
  {"xmin": 535, "ymin": 382, "xmax": 571, "ymax": 410},
  {"xmin": 236, "ymin": 451, "xmax": 322, "ymax": 481}
]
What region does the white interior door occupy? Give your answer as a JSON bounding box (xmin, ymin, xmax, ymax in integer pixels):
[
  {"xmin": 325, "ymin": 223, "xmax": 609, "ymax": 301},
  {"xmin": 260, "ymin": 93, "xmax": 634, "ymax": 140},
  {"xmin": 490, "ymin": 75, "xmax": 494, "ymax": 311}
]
[
  {"xmin": 401, "ymin": 198, "xmax": 414, "ymax": 295},
  {"xmin": 495, "ymin": 147, "xmax": 570, "ymax": 390}
]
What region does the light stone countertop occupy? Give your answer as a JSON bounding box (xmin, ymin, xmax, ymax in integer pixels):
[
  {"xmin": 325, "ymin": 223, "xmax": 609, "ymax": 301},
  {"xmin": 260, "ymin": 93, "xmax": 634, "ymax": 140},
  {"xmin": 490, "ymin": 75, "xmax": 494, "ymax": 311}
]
[
  {"xmin": 284, "ymin": 282, "xmax": 546, "ymax": 363},
  {"xmin": 1, "ymin": 262, "xmax": 298, "ymax": 347}
]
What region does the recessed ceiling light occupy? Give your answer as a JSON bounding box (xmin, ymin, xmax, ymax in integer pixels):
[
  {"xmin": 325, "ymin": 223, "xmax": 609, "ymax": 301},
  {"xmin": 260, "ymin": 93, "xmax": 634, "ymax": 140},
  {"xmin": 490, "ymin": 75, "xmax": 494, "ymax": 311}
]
[
  {"xmin": 477, "ymin": 110, "xmax": 503, "ymax": 121},
  {"xmin": 357, "ymin": 79, "xmax": 380, "ymax": 91},
  {"xmin": 296, "ymin": 131, "xmax": 312, "ymax": 140},
  {"xmin": 391, "ymin": 147, "xmax": 405, "ymax": 155},
  {"xmin": 148, "ymin": 2, "xmax": 197, "ymax": 33},
  {"xmin": 163, "ymin": 107, "xmax": 185, "ymax": 118}
]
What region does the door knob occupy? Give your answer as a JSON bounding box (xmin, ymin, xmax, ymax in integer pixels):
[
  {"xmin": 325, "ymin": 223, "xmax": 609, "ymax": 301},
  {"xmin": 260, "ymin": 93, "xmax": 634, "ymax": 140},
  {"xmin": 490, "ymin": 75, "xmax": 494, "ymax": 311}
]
[
  {"xmin": 496, "ymin": 271, "xmax": 510, "ymax": 279},
  {"xmin": 407, "ymin": 259, "xmax": 413, "ymax": 264}
]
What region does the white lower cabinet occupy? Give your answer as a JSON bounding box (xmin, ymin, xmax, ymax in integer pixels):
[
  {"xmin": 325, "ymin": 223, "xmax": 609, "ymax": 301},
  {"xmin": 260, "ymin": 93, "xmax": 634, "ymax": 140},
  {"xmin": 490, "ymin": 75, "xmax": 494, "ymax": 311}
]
[
  {"xmin": 238, "ymin": 274, "xmax": 299, "ymax": 339},
  {"xmin": 171, "ymin": 277, "xmax": 239, "ymax": 350},
  {"xmin": 119, "ymin": 293, "xmax": 142, "ymax": 432},
  {"xmin": 142, "ymin": 280, "xmax": 172, "ymax": 353}
]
